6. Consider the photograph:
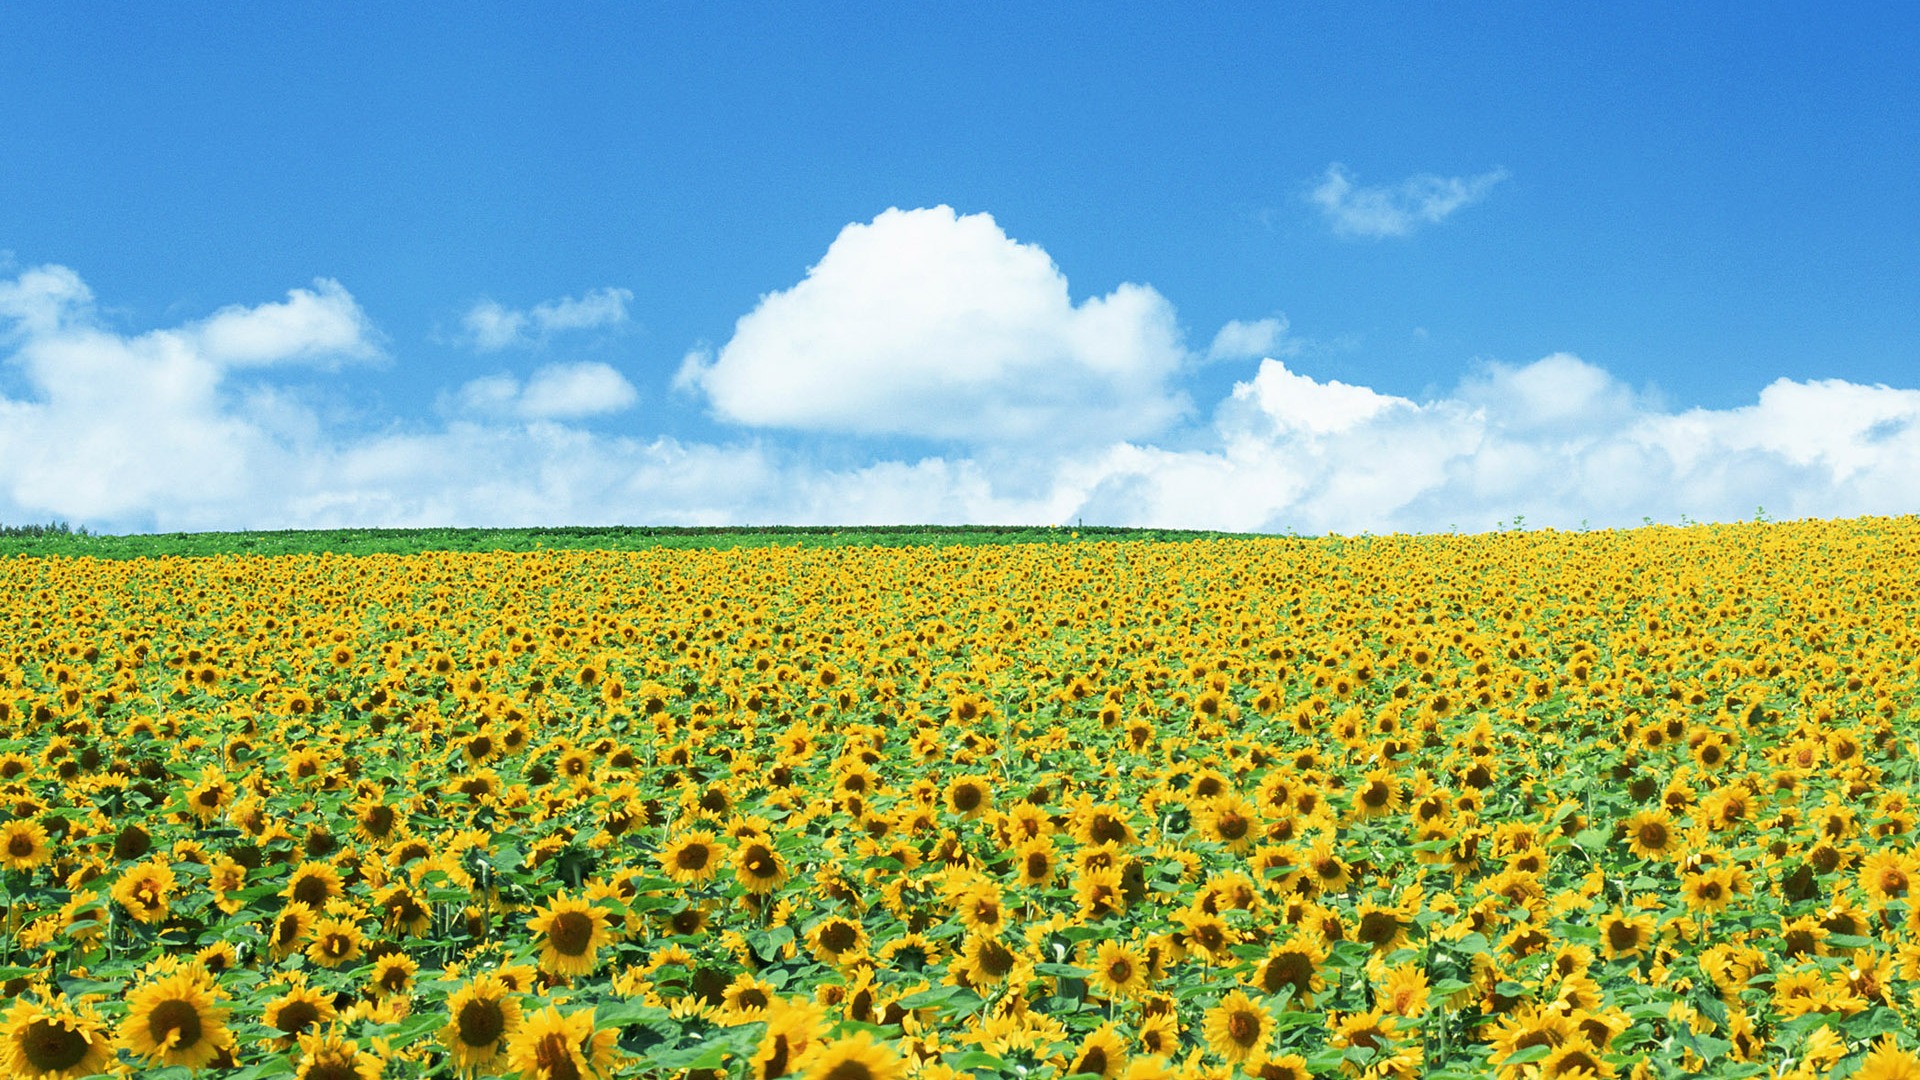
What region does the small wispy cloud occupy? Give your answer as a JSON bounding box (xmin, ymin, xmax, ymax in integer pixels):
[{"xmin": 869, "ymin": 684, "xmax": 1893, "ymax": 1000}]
[
  {"xmin": 1310, "ymin": 164, "xmax": 1509, "ymax": 238},
  {"xmin": 1205, "ymin": 317, "xmax": 1289, "ymax": 363},
  {"xmin": 451, "ymin": 361, "xmax": 639, "ymax": 421},
  {"xmin": 460, "ymin": 286, "xmax": 633, "ymax": 351}
]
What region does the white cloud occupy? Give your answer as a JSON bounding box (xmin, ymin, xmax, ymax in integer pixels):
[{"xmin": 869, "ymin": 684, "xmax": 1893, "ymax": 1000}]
[
  {"xmin": 188, "ymin": 279, "xmax": 382, "ymax": 366},
  {"xmin": 1310, "ymin": 164, "xmax": 1509, "ymax": 238},
  {"xmin": 1206, "ymin": 317, "xmax": 1288, "ymax": 362},
  {"xmin": 7, "ymin": 259, "xmax": 1920, "ymax": 538},
  {"xmin": 451, "ymin": 361, "xmax": 639, "ymax": 421},
  {"xmin": 461, "ymin": 287, "xmax": 632, "ymax": 351},
  {"xmin": 680, "ymin": 205, "xmax": 1189, "ymax": 446}
]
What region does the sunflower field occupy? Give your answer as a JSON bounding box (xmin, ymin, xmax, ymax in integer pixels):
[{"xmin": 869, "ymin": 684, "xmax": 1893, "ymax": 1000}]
[{"xmin": 3, "ymin": 518, "xmax": 1920, "ymax": 1080}]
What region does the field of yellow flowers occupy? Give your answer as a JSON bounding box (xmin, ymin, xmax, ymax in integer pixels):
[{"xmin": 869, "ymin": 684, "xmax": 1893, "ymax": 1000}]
[{"xmin": 3, "ymin": 519, "xmax": 1920, "ymax": 1079}]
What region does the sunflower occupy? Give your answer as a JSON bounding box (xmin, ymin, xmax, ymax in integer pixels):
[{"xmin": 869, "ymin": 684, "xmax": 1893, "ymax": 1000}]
[
  {"xmin": 263, "ymin": 981, "xmax": 337, "ymax": 1046},
  {"xmin": 0, "ymin": 820, "xmax": 50, "ymax": 873},
  {"xmin": 1859, "ymin": 851, "xmax": 1915, "ymax": 909},
  {"xmin": 806, "ymin": 915, "xmax": 869, "ymax": 967},
  {"xmin": 1086, "ymin": 939, "xmax": 1149, "ymax": 999},
  {"xmin": 293, "ymin": 1031, "xmax": 384, "ymax": 1080},
  {"xmin": 945, "ymin": 775, "xmax": 993, "ymax": 819},
  {"xmin": 1329, "ymin": 1008, "xmax": 1420, "ymax": 1078},
  {"xmin": 954, "ymin": 931, "xmax": 1027, "ymax": 988},
  {"xmin": 1680, "ymin": 867, "xmax": 1739, "ymax": 916},
  {"xmin": 1252, "ymin": 933, "xmax": 1329, "ymax": 1006},
  {"xmin": 735, "ymin": 839, "xmax": 789, "ymax": 894},
  {"xmin": 2, "ymin": 996, "xmax": 112, "ymax": 1080},
  {"xmin": 119, "ymin": 969, "xmax": 233, "ymax": 1071},
  {"xmin": 504, "ymin": 1006, "xmax": 617, "ymax": 1080},
  {"xmin": 270, "ymin": 901, "xmax": 319, "ymax": 959},
  {"xmin": 376, "ymin": 881, "xmax": 433, "ymax": 937},
  {"xmin": 1242, "ymin": 1054, "xmax": 1312, "ymax": 1080},
  {"xmin": 284, "ymin": 860, "xmax": 344, "ymax": 909},
  {"xmin": 529, "ymin": 893, "xmax": 612, "ymax": 978},
  {"xmin": 799, "ymin": 1031, "xmax": 905, "ymax": 1080},
  {"xmin": 1855, "ymin": 1036, "xmax": 1920, "ymax": 1080},
  {"xmin": 753, "ymin": 997, "xmax": 828, "ymax": 1080},
  {"xmin": 1012, "ymin": 837, "xmax": 1058, "ymax": 888},
  {"xmin": 1202, "ymin": 989, "xmax": 1271, "ymax": 1063},
  {"xmin": 1376, "ymin": 962, "xmax": 1431, "ymax": 1019},
  {"xmin": 1068, "ymin": 1023, "xmax": 1129, "ymax": 1080},
  {"xmin": 185, "ymin": 766, "xmax": 235, "ymax": 823},
  {"xmin": 1302, "ymin": 837, "xmax": 1352, "ymax": 895},
  {"xmin": 441, "ymin": 973, "xmax": 523, "ymax": 1075},
  {"xmin": 1194, "ymin": 792, "xmax": 1261, "ymax": 854},
  {"xmin": 370, "ymin": 952, "xmax": 419, "ymax": 998},
  {"xmin": 306, "ymin": 914, "xmax": 367, "ymax": 968},
  {"xmin": 721, "ymin": 974, "xmax": 779, "ymax": 1022},
  {"xmin": 1539, "ymin": 1041, "xmax": 1617, "ymax": 1079},
  {"xmin": 1623, "ymin": 810, "xmax": 1679, "ymax": 861},
  {"xmin": 1597, "ymin": 909, "xmax": 1655, "ymax": 960},
  {"xmin": 109, "ymin": 857, "xmax": 176, "ymax": 924},
  {"xmin": 659, "ymin": 829, "xmax": 726, "ymax": 885}
]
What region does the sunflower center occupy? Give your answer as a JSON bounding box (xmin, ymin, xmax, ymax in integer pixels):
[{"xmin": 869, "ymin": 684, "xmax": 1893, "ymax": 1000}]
[
  {"xmin": 1227, "ymin": 1009, "xmax": 1259, "ymax": 1045},
  {"xmin": 1262, "ymin": 952, "xmax": 1311, "ymax": 994},
  {"xmin": 1025, "ymin": 852, "xmax": 1050, "ymax": 879},
  {"xmin": 1881, "ymin": 869, "xmax": 1908, "ymax": 895},
  {"xmin": 22, "ymin": 1019, "xmax": 90, "ymax": 1070},
  {"xmin": 819, "ymin": 921, "xmax": 859, "ymax": 953},
  {"xmin": 9, "ymin": 834, "xmax": 37, "ymax": 857},
  {"xmin": 363, "ymin": 806, "xmax": 396, "ymax": 837},
  {"xmin": 1606, "ymin": 922, "xmax": 1639, "ymax": 952},
  {"xmin": 737, "ymin": 988, "xmax": 769, "ymax": 1010},
  {"xmin": 273, "ymin": 1000, "xmax": 320, "ymax": 1034},
  {"xmin": 952, "ymin": 785, "xmax": 982, "ymax": 812},
  {"xmin": 823, "ymin": 1059, "xmax": 875, "ymax": 1080},
  {"xmin": 1106, "ymin": 958, "xmax": 1133, "ymax": 983},
  {"xmin": 1638, "ymin": 823, "xmax": 1668, "ymax": 849},
  {"xmin": 147, "ymin": 998, "xmax": 203, "ymax": 1050},
  {"xmin": 1357, "ymin": 911, "xmax": 1400, "ymax": 944},
  {"xmin": 548, "ymin": 911, "xmax": 596, "ymax": 956},
  {"xmin": 978, "ymin": 940, "xmax": 1016, "ymax": 976},
  {"xmin": 456, "ymin": 998, "xmax": 506, "ymax": 1047},
  {"xmin": 1078, "ymin": 1047, "xmax": 1109, "ymax": 1076},
  {"xmin": 1362, "ymin": 783, "xmax": 1390, "ymax": 808},
  {"xmin": 292, "ymin": 875, "xmax": 332, "ymax": 907},
  {"xmin": 1215, "ymin": 812, "xmax": 1248, "ymax": 840},
  {"xmin": 675, "ymin": 843, "xmax": 712, "ymax": 871},
  {"xmin": 534, "ymin": 1033, "xmax": 582, "ymax": 1080}
]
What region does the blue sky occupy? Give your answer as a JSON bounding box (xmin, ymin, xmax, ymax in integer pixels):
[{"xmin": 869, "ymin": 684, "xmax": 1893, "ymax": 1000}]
[{"xmin": 3, "ymin": 4, "xmax": 1917, "ymax": 533}]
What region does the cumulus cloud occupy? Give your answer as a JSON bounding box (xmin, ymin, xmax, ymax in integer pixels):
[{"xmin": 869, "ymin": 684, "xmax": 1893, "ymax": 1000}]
[
  {"xmin": 1206, "ymin": 317, "xmax": 1288, "ymax": 363},
  {"xmin": 461, "ymin": 287, "xmax": 632, "ymax": 350},
  {"xmin": 189, "ymin": 279, "xmax": 382, "ymax": 366},
  {"xmin": 6, "ymin": 259, "xmax": 1920, "ymax": 537},
  {"xmin": 1310, "ymin": 164, "xmax": 1509, "ymax": 238},
  {"xmin": 451, "ymin": 361, "xmax": 639, "ymax": 421},
  {"xmin": 678, "ymin": 205, "xmax": 1189, "ymax": 446}
]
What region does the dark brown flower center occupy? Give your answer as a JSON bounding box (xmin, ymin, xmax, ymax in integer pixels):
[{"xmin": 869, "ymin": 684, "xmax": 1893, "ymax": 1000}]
[
  {"xmin": 675, "ymin": 843, "xmax": 711, "ymax": 871},
  {"xmin": 819, "ymin": 921, "xmax": 859, "ymax": 954},
  {"xmin": 23, "ymin": 1018, "xmax": 90, "ymax": 1070},
  {"xmin": 273, "ymin": 999, "xmax": 320, "ymax": 1034},
  {"xmin": 548, "ymin": 911, "xmax": 596, "ymax": 956},
  {"xmin": 1227, "ymin": 1009, "xmax": 1259, "ymax": 1044},
  {"xmin": 534, "ymin": 1032, "xmax": 581, "ymax": 1080},
  {"xmin": 147, "ymin": 998, "xmax": 203, "ymax": 1050},
  {"xmin": 456, "ymin": 997, "xmax": 505, "ymax": 1047}
]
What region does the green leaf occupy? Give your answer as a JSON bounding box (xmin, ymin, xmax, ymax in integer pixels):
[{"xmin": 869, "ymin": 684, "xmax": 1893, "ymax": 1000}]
[{"xmin": 1035, "ymin": 963, "xmax": 1093, "ymax": 978}]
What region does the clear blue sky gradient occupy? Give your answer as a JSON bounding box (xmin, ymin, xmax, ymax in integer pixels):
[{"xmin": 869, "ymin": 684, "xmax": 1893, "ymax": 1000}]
[{"xmin": 3, "ymin": 4, "xmax": 1917, "ymax": 529}]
